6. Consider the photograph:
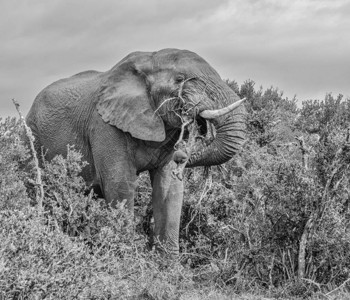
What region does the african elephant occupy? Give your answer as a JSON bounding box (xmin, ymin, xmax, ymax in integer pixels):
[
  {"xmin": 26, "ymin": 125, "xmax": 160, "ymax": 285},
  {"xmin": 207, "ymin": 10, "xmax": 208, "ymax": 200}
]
[{"xmin": 26, "ymin": 49, "xmax": 246, "ymax": 254}]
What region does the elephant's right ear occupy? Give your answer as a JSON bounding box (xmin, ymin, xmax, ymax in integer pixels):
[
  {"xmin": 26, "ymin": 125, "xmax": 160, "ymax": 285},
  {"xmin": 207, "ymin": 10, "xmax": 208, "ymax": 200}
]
[{"xmin": 97, "ymin": 58, "xmax": 166, "ymax": 142}]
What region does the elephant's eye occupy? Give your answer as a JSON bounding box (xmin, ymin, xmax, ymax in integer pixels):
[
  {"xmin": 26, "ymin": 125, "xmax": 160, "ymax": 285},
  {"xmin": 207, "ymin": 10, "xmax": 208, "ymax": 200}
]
[{"xmin": 175, "ymin": 74, "xmax": 185, "ymax": 84}]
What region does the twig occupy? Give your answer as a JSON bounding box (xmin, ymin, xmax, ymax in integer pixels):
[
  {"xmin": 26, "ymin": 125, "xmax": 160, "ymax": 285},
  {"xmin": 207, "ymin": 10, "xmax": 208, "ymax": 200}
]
[
  {"xmin": 177, "ymin": 77, "xmax": 196, "ymax": 103},
  {"xmin": 174, "ymin": 118, "xmax": 193, "ymax": 150},
  {"xmin": 302, "ymin": 277, "xmax": 322, "ymax": 292},
  {"xmin": 155, "ymin": 78, "xmax": 198, "ymax": 118},
  {"xmin": 295, "ymin": 135, "xmax": 310, "ymax": 170},
  {"xmin": 154, "ymin": 97, "xmax": 178, "ymax": 114},
  {"xmin": 326, "ymin": 277, "xmax": 350, "ymax": 297},
  {"xmin": 12, "ymin": 99, "xmax": 44, "ymax": 211},
  {"xmin": 185, "ymin": 174, "xmax": 212, "ymax": 235},
  {"xmin": 172, "ymin": 119, "xmax": 196, "ymax": 180}
]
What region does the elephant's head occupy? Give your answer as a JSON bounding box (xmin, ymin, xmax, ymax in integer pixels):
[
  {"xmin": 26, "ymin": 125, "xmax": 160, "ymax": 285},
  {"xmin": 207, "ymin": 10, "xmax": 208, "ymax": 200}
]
[{"xmin": 97, "ymin": 49, "xmax": 245, "ymax": 167}]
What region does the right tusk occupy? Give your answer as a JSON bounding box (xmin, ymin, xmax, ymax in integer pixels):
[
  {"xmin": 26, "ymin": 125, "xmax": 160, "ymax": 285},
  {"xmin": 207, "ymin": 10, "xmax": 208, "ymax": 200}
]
[{"xmin": 199, "ymin": 97, "xmax": 246, "ymax": 119}]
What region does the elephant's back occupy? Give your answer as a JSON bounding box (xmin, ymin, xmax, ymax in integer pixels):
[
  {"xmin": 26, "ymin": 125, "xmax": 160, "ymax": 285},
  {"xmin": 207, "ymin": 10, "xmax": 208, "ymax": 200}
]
[
  {"xmin": 43, "ymin": 70, "xmax": 102, "ymax": 101},
  {"xmin": 26, "ymin": 70, "xmax": 103, "ymax": 161},
  {"xmin": 28, "ymin": 70, "xmax": 103, "ymax": 116}
]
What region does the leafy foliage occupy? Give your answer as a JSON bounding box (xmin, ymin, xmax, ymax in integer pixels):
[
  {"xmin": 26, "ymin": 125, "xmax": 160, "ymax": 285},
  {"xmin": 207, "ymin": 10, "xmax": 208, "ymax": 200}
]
[
  {"xmin": 0, "ymin": 117, "xmax": 30, "ymax": 210},
  {"xmin": 178, "ymin": 86, "xmax": 350, "ymax": 297},
  {"xmin": 1, "ymin": 86, "xmax": 350, "ymax": 299}
]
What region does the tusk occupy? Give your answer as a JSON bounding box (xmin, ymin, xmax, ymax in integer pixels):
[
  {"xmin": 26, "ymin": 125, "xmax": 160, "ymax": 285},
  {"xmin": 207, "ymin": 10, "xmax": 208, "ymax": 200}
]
[{"xmin": 199, "ymin": 97, "xmax": 246, "ymax": 119}]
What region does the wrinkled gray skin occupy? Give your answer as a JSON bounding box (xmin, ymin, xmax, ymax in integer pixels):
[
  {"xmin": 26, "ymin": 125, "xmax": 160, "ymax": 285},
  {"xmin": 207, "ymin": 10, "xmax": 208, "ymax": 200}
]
[{"xmin": 26, "ymin": 49, "xmax": 245, "ymax": 254}]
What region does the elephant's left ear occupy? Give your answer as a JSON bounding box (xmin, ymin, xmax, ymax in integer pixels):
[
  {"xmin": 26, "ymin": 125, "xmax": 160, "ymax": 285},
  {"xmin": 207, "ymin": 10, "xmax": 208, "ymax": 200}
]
[{"xmin": 97, "ymin": 60, "xmax": 166, "ymax": 142}]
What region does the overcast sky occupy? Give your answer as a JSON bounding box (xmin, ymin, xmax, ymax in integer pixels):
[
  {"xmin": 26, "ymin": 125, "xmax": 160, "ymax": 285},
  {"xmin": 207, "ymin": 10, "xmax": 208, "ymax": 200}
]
[{"xmin": 1, "ymin": 0, "xmax": 349, "ymax": 117}]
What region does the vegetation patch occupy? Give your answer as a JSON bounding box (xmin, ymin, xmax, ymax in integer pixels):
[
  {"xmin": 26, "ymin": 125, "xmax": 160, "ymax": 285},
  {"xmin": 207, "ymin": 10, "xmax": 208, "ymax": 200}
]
[{"xmin": 1, "ymin": 81, "xmax": 350, "ymax": 299}]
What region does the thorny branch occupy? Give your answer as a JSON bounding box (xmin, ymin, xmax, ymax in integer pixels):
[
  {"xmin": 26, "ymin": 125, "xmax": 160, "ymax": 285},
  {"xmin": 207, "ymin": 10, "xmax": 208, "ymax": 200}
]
[
  {"xmin": 152, "ymin": 76, "xmax": 205, "ymax": 181},
  {"xmin": 174, "ymin": 117, "xmax": 193, "ymax": 150},
  {"xmin": 153, "ymin": 77, "xmax": 216, "ymax": 181},
  {"xmin": 172, "ymin": 117, "xmax": 197, "ymax": 180},
  {"xmin": 177, "ymin": 77, "xmax": 197, "ymax": 102},
  {"xmin": 154, "ymin": 97, "xmax": 178, "ymax": 114},
  {"xmin": 12, "ymin": 99, "xmax": 44, "ymax": 211},
  {"xmin": 154, "ymin": 77, "xmax": 200, "ymax": 120}
]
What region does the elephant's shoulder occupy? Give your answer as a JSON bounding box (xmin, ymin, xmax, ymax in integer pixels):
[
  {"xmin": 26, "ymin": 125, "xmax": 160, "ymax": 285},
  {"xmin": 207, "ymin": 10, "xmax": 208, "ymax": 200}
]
[
  {"xmin": 46, "ymin": 70, "xmax": 101, "ymax": 88},
  {"xmin": 72, "ymin": 70, "xmax": 101, "ymax": 78},
  {"xmin": 36, "ymin": 71, "xmax": 102, "ymax": 107},
  {"xmin": 45, "ymin": 71, "xmax": 102, "ymax": 92}
]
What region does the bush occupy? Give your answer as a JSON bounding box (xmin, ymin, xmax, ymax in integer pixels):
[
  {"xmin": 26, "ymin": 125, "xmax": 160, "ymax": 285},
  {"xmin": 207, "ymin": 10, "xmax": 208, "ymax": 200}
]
[
  {"xmin": 178, "ymin": 89, "xmax": 350, "ymax": 298},
  {"xmin": 1, "ymin": 89, "xmax": 350, "ymax": 299},
  {"xmin": 0, "ymin": 117, "xmax": 30, "ymax": 210},
  {"xmin": 0, "ymin": 119, "xmax": 198, "ymax": 299}
]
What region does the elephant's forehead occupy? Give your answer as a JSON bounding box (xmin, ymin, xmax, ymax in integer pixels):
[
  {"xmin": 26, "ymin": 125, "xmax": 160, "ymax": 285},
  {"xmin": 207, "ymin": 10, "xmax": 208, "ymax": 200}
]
[
  {"xmin": 152, "ymin": 49, "xmax": 220, "ymax": 78},
  {"xmin": 114, "ymin": 48, "xmax": 222, "ymax": 79},
  {"xmin": 154, "ymin": 49, "xmax": 205, "ymax": 66}
]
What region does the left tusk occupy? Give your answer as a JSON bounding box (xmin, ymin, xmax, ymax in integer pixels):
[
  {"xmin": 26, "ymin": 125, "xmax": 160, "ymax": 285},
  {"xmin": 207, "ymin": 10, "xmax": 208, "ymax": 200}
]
[{"xmin": 199, "ymin": 97, "xmax": 246, "ymax": 119}]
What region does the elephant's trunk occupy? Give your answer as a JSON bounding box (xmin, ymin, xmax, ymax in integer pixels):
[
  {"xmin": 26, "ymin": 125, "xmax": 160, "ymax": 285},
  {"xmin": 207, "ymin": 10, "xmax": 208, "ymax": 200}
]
[
  {"xmin": 180, "ymin": 75, "xmax": 246, "ymax": 167},
  {"xmin": 187, "ymin": 101, "xmax": 246, "ymax": 167}
]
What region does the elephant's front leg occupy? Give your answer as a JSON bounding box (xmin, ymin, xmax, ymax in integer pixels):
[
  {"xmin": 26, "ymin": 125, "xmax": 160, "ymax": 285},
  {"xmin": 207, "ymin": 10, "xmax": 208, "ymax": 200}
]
[
  {"xmin": 102, "ymin": 166, "xmax": 138, "ymax": 210},
  {"xmin": 150, "ymin": 161, "xmax": 184, "ymax": 254},
  {"xmin": 90, "ymin": 127, "xmax": 138, "ymax": 210}
]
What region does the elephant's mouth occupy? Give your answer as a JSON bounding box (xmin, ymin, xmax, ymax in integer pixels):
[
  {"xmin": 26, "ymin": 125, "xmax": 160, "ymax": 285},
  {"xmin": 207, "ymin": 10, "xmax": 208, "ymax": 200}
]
[
  {"xmin": 178, "ymin": 116, "xmax": 212, "ymax": 150},
  {"xmin": 177, "ymin": 94, "xmax": 245, "ymax": 168},
  {"xmin": 195, "ymin": 115, "xmax": 209, "ymax": 137},
  {"xmin": 165, "ymin": 78, "xmax": 245, "ymax": 170},
  {"xmin": 177, "ymin": 94, "xmax": 244, "ymax": 147}
]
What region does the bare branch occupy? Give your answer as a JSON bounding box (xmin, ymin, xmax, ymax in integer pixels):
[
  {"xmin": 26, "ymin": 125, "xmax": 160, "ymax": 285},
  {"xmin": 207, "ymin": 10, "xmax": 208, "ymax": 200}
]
[
  {"xmin": 172, "ymin": 118, "xmax": 196, "ymax": 180},
  {"xmin": 295, "ymin": 135, "xmax": 310, "ymax": 170},
  {"xmin": 154, "ymin": 97, "xmax": 178, "ymax": 115},
  {"xmin": 177, "ymin": 77, "xmax": 196, "ymax": 103},
  {"xmin": 12, "ymin": 99, "xmax": 44, "ymax": 211},
  {"xmin": 326, "ymin": 277, "xmax": 350, "ymax": 297}
]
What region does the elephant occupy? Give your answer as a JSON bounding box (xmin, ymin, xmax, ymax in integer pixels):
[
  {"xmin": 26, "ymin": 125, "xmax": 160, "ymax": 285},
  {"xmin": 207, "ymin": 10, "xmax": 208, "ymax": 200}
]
[{"xmin": 26, "ymin": 48, "xmax": 246, "ymax": 254}]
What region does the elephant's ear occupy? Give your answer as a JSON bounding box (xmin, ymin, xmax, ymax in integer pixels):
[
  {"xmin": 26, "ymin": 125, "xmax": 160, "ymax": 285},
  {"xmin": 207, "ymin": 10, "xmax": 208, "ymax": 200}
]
[{"xmin": 97, "ymin": 57, "xmax": 166, "ymax": 142}]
